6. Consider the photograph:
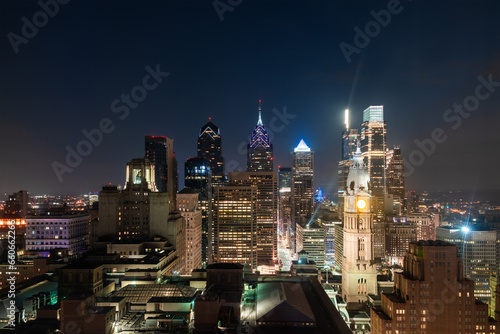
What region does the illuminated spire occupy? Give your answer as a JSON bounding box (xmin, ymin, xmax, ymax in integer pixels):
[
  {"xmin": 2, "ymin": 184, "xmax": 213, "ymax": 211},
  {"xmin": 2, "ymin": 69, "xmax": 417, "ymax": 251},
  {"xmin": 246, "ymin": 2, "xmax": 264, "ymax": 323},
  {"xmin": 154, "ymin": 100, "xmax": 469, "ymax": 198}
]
[
  {"xmin": 294, "ymin": 139, "xmax": 311, "ymax": 152},
  {"xmin": 257, "ymin": 100, "xmax": 263, "ymax": 126},
  {"xmin": 344, "ymin": 109, "xmax": 349, "ymax": 130}
]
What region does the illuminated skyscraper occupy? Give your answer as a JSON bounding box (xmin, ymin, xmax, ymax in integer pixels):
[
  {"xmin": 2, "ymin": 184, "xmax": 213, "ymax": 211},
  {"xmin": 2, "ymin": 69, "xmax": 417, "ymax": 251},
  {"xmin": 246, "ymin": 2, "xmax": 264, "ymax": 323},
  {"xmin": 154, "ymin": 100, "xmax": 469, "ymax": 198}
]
[
  {"xmin": 386, "ymin": 146, "xmax": 405, "ymax": 210},
  {"xmin": 342, "ymin": 109, "xmax": 359, "ymax": 161},
  {"xmin": 247, "ymin": 100, "xmax": 273, "ymax": 172},
  {"xmin": 185, "ymin": 157, "xmax": 212, "ymax": 191},
  {"xmin": 229, "ymin": 171, "xmax": 277, "ymax": 269},
  {"xmin": 437, "ymin": 225, "xmax": 500, "ymax": 303},
  {"xmin": 177, "ymin": 189, "xmax": 202, "ymax": 274},
  {"xmin": 278, "ymin": 166, "xmax": 292, "ymax": 245},
  {"xmin": 184, "ymin": 157, "xmax": 212, "ymax": 265},
  {"xmin": 360, "ymin": 106, "xmax": 387, "ymax": 199},
  {"xmin": 291, "ymin": 139, "xmax": 314, "ymax": 253},
  {"xmin": 338, "ymin": 109, "xmax": 359, "ymax": 216},
  {"xmin": 278, "ymin": 166, "xmax": 292, "ymax": 189},
  {"xmin": 342, "ymin": 143, "xmax": 378, "ymax": 304},
  {"xmin": 145, "ymin": 135, "xmax": 178, "ymax": 207},
  {"xmin": 213, "ymin": 184, "xmax": 257, "ymax": 268},
  {"xmin": 197, "ymin": 120, "xmax": 225, "ymax": 183}
]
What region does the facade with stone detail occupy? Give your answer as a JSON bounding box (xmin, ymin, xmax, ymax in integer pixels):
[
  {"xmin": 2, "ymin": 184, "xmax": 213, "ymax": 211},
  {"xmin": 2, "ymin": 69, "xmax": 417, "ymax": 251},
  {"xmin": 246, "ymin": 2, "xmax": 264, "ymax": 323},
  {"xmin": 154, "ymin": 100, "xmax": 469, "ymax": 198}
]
[{"xmin": 342, "ymin": 143, "xmax": 378, "ymax": 304}]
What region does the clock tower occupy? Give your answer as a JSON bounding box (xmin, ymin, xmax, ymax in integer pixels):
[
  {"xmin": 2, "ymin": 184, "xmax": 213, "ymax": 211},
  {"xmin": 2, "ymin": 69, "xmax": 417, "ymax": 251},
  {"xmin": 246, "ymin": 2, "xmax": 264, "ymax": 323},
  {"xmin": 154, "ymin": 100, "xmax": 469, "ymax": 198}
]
[{"xmin": 341, "ymin": 142, "xmax": 378, "ymax": 304}]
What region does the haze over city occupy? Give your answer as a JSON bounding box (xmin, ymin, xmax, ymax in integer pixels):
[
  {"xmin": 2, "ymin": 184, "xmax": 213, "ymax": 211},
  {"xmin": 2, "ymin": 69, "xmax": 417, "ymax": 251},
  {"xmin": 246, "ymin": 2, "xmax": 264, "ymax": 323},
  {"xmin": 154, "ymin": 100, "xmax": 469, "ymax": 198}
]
[{"xmin": 1, "ymin": 0, "xmax": 499, "ymax": 196}]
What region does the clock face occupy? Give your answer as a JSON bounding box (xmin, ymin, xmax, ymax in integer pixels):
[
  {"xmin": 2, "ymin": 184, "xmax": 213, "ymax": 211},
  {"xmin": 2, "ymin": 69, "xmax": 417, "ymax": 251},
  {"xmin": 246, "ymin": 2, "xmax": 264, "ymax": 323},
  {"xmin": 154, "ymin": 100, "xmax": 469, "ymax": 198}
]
[{"xmin": 357, "ymin": 199, "xmax": 367, "ymax": 209}]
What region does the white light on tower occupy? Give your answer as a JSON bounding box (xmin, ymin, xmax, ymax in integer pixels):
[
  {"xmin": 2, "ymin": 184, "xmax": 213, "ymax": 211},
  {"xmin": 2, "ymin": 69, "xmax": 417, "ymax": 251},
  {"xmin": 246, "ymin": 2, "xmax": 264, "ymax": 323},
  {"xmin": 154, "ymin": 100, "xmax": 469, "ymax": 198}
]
[
  {"xmin": 344, "ymin": 109, "xmax": 349, "ymax": 130},
  {"xmin": 462, "ymin": 226, "xmax": 470, "ymax": 234}
]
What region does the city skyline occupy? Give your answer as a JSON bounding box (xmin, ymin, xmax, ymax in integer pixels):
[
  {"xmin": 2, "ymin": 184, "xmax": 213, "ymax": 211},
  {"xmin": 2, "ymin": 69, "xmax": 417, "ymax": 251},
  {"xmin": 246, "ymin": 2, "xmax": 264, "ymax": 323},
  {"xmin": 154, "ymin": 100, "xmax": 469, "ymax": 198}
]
[{"xmin": 1, "ymin": 0, "xmax": 500, "ymax": 196}]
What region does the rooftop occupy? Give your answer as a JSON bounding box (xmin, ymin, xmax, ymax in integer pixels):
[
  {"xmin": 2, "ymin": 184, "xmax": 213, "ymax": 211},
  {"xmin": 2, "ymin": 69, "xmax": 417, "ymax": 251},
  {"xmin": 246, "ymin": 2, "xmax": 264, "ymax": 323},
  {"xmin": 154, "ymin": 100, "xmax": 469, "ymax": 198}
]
[{"xmin": 206, "ymin": 263, "xmax": 243, "ymax": 270}]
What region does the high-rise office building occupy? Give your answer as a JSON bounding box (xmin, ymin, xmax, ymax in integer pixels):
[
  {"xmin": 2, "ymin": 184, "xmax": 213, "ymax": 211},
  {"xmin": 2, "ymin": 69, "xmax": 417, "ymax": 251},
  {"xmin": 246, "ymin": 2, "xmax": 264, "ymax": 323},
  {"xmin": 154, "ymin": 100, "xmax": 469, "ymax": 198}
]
[
  {"xmin": 184, "ymin": 157, "xmax": 213, "ymax": 266},
  {"xmin": 177, "ymin": 189, "xmax": 202, "ymax": 275},
  {"xmin": 406, "ymin": 190, "xmax": 420, "ymax": 213},
  {"xmin": 371, "ymin": 240, "xmax": 499, "ymax": 334},
  {"xmin": 213, "ymin": 185, "xmax": 256, "ymax": 268},
  {"xmin": 386, "ymin": 146, "xmax": 405, "ymax": 210},
  {"xmin": 303, "ymin": 221, "xmax": 325, "ymax": 269},
  {"xmin": 437, "ymin": 225, "xmax": 500, "ymax": 303},
  {"xmin": 338, "ymin": 109, "xmax": 359, "ymax": 214},
  {"xmin": 278, "ymin": 166, "xmax": 292, "ymax": 245},
  {"xmin": 247, "ymin": 100, "xmax": 273, "ymax": 172},
  {"xmin": 291, "ymin": 139, "xmax": 314, "ymax": 227},
  {"xmin": 197, "ymin": 120, "xmax": 224, "ymax": 182},
  {"xmin": 96, "ymin": 158, "xmax": 175, "ymax": 243},
  {"xmin": 278, "ymin": 166, "xmax": 292, "ymax": 189},
  {"xmin": 229, "ymin": 171, "xmax": 277, "ymax": 269},
  {"xmin": 145, "ymin": 135, "xmax": 178, "ymax": 208},
  {"xmin": 185, "ymin": 157, "xmax": 212, "ymax": 191},
  {"xmin": 385, "ymin": 218, "xmax": 417, "ymax": 265},
  {"xmin": 342, "ymin": 144, "xmax": 378, "ymax": 304},
  {"xmin": 333, "ymin": 222, "xmax": 344, "ymax": 272},
  {"xmin": 360, "ymin": 106, "xmax": 387, "ymax": 200},
  {"xmin": 324, "ymin": 220, "xmax": 341, "ymax": 269}
]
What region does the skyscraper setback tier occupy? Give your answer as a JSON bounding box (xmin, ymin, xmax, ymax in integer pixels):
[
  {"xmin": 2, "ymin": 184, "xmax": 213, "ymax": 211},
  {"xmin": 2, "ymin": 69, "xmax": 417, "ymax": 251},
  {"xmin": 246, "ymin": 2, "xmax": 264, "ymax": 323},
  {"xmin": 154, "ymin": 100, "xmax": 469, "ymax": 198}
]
[{"xmin": 247, "ymin": 100, "xmax": 273, "ymax": 172}]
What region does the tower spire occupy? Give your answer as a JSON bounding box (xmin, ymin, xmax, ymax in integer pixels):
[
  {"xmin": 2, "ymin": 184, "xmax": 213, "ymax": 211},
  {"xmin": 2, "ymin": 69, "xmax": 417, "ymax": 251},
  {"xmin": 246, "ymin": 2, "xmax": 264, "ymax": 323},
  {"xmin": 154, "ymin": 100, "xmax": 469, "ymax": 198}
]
[
  {"xmin": 257, "ymin": 100, "xmax": 263, "ymax": 126},
  {"xmin": 344, "ymin": 109, "xmax": 349, "ymax": 130}
]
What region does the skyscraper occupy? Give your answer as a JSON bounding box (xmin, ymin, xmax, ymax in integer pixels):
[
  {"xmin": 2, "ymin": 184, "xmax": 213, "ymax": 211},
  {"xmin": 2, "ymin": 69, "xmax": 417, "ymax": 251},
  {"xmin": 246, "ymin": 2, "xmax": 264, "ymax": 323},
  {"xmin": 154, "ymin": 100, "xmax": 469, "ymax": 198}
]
[
  {"xmin": 145, "ymin": 135, "xmax": 178, "ymax": 207},
  {"xmin": 437, "ymin": 225, "xmax": 500, "ymax": 303},
  {"xmin": 342, "ymin": 143, "xmax": 378, "ymax": 304},
  {"xmin": 291, "ymin": 139, "xmax": 314, "ymax": 227},
  {"xmin": 96, "ymin": 158, "xmax": 177, "ymax": 243},
  {"xmin": 185, "ymin": 157, "xmax": 212, "ymax": 191},
  {"xmin": 197, "ymin": 120, "xmax": 225, "ymax": 183},
  {"xmin": 247, "ymin": 100, "xmax": 273, "ymax": 172},
  {"xmin": 278, "ymin": 166, "xmax": 292, "ymax": 246},
  {"xmin": 338, "ymin": 109, "xmax": 359, "ymax": 216},
  {"xmin": 213, "ymin": 184, "xmax": 256, "ymax": 268},
  {"xmin": 278, "ymin": 166, "xmax": 292, "ymax": 189},
  {"xmin": 184, "ymin": 157, "xmax": 213, "ymax": 265},
  {"xmin": 371, "ymin": 240, "xmax": 499, "ymax": 334},
  {"xmin": 177, "ymin": 188, "xmax": 203, "ymax": 274},
  {"xmin": 386, "ymin": 145, "xmax": 405, "ymax": 211},
  {"xmin": 360, "ymin": 106, "xmax": 387, "ymax": 200},
  {"xmin": 229, "ymin": 171, "xmax": 277, "ymax": 269},
  {"xmin": 302, "ymin": 221, "xmax": 325, "ymax": 269},
  {"xmin": 342, "ymin": 109, "xmax": 359, "ymax": 161}
]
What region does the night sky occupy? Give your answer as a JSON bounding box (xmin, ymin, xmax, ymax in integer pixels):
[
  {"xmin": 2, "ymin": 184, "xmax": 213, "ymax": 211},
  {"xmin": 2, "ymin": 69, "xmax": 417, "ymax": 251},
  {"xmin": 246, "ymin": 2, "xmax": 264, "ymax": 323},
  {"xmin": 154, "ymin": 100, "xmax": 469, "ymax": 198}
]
[{"xmin": 1, "ymin": 0, "xmax": 499, "ymax": 196}]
